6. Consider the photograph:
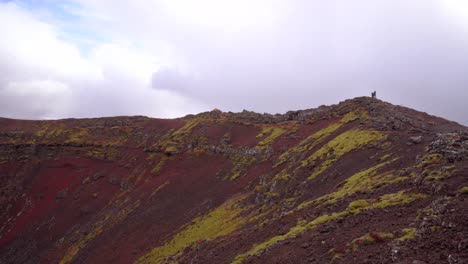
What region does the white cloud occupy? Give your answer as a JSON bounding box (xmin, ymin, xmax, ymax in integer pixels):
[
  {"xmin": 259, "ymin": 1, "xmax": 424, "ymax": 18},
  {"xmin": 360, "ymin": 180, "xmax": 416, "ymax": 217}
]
[
  {"xmin": 72, "ymin": 0, "xmax": 468, "ymax": 125},
  {"xmin": 89, "ymin": 43, "xmax": 158, "ymax": 84},
  {"xmin": 1, "ymin": 1, "xmax": 467, "ymax": 125},
  {"xmin": 159, "ymin": 0, "xmax": 283, "ymax": 31},
  {"xmin": 0, "ymin": 1, "xmax": 207, "ymax": 120},
  {"xmin": 2, "ymin": 80, "xmax": 73, "ymax": 119},
  {"xmin": 0, "ymin": 2, "xmax": 101, "ymax": 81},
  {"xmin": 439, "ymin": 0, "xmax": 468, "ymax": 31}
]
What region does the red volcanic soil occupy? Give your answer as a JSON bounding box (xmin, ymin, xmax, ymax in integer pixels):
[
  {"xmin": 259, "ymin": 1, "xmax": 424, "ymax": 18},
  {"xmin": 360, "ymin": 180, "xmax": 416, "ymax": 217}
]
[{"xmin": 0, "ymin": 97, "xmax": 467, "ymax": 264}]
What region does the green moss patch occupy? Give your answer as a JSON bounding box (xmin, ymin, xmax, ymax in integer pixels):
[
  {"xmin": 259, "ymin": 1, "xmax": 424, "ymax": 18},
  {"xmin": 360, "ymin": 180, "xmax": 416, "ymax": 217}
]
[
  {"xmin": 298, "ymin": 160, "xmax": 408, "ymax": 209},
  {"xmin": 458, "ymin": 186, "xmax": 468, "ymax": 194},
  {"xmin": 155, "ymin": 118, "xmax": 202, "ymax": 154},
  {"xmin": 331, "ymin": 231, "xmax": 394, "ymax": 259},
  {"xmin": 256, "ymin": 126, "xmax": 285, "ymax": 149},
  {"xmin": 275, "ymin": 110, "xmax": 368, "ymax": 167},
  {"xmin": 137, "ymin": 196, "xmax": 248, "ymax": 264},
  {"xmin": 398, "ymin": 228, "xmax": 417, "ymax": 241},
  {"xmin": 232, "ymin": 190, "xmax": 425, "ymax": 264},
  {"xmin": 303, "ymin": 129, "xmax": 387, "ymax": 180},
  {"xmin": 226, "ymin": 154, "xmax": 257, "ymax": 180}
]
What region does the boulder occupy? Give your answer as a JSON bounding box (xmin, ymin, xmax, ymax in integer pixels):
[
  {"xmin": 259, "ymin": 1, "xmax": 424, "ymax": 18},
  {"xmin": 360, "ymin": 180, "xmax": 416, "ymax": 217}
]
[{"xmin": 409, "ymin": 136, "xmax": 423, "ymax": 144}]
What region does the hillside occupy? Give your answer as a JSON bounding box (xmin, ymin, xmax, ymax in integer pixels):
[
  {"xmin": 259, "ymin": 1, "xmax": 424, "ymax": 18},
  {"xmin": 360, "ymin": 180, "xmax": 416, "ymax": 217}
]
[{"xmin": 0, "ymin": 97, "xmax": 467, "ymax": 264}]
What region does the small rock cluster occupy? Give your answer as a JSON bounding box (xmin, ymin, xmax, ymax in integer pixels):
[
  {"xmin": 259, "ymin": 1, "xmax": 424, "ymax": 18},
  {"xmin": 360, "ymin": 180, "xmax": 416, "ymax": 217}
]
[{"xmin": 428, "ymin": 132, "xmax": 468, "ymax": 162}]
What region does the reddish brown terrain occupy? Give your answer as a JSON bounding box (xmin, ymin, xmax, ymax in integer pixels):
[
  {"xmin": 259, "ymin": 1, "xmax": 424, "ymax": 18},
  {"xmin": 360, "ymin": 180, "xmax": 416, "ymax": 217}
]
[{"xmin": 0, "ymin": 97, "xmax": 467, "ymax": 264}]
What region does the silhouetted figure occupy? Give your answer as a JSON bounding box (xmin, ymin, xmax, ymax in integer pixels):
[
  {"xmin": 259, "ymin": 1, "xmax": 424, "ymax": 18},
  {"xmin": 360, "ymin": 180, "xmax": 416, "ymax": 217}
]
[{"xmin": 371, "ymin": 91, "xmax": 376, "ymax": 98}]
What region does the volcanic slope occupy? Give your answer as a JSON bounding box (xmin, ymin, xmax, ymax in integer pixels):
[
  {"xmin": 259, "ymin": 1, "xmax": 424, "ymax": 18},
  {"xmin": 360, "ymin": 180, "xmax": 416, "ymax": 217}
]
[{"xmin": 0, "ymin": 97, "xmax": 467, "ymax": 264}]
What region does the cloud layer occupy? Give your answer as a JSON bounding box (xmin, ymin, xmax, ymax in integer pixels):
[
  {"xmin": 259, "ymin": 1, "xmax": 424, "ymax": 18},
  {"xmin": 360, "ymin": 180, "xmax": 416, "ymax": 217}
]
[
  {"xmin": 1, "ymin": 1, "xmax": 468, "ymax": 125},
  {"xmin": 0, "ymin": 2, "xmax": 205, "ymax": 119}
]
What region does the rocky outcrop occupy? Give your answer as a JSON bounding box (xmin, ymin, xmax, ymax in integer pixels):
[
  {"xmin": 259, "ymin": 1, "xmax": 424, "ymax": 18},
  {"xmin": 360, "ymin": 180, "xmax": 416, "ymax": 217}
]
[{"xmin": 428, "ymin": 132, "xmax": 468, "ymax": 162}]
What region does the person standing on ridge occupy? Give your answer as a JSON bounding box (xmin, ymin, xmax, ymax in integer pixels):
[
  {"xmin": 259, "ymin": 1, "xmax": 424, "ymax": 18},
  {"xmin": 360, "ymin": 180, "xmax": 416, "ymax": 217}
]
[{"xmin": 371, "ymin": 91, "xmax": 376, "ymax": 98}]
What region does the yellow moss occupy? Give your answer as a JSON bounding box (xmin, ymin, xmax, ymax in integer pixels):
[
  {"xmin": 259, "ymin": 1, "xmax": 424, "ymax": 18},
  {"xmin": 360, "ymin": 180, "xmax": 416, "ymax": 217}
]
[
  {"xmin": 248, "ymin": 208, "xmax": 274, "ymax": 228},
  {"xmin": 304, "ymin": 129, "xmax": 386, "ymax": 180},
  {"xmin": 353, "ymin": 232, "xmax": 394, "ymax": 247},
  {"xmin": 298, "ymin": 160, "xmax": 407, "ymax": 210},
  {"xmin": 193, "ymin": 147, "xmax": 207, "ymax": 155},
  {"xmin": 416, "ymin": 154, "xmax": 454, "ymax": 182},
  {"xmin": 256, "ymin": 126, "xmax": 285, "ymax": 149},
  {"xmin": 398, "ymin": 228, "xmax": 416, "ymax": 241},
  {"xmin": 35, "ymin": 124, "xmax": 50, "ymax": 137},
  {"xmin": 265, "ymin": 192, "xmax": 280, "ymax": 198},
  {"xmin": 373, "ymin": 191, "xmax": 426, "ymax": 209},
  {"xmin": 149, "ymin": 181, "xmax": 170, "ymax": 198},
  {"xmin": 230, "ymin": 171, "xmax": 242, "ymax": 181},
  {"xmin": 227, "ymin": 154, "xmax": 256, "ymax": 181},
  {"xmin": 233, "ymin": 190, "xmax": 425, "ymax": 264},
  {"xmin": 164, "ymin": 145, "xmax": 178, "ymax": 154},
  {"xmin": 65, "ymin": 128, "xmax": 89, "ymax": 144},
  {"xmin": 274, "ymin": 109, "xmax": 368, "ymax": 167},
  {"xmin": 59, "ymin": 226, "xmax": 104, "ymax": 264},
  {"xmin": 329, "ymin": 232, "xmax": 395, "ymax": 263},
  {"xmin": 174, "ymin": 118, "xmax": 200, "ymax": 137},
  {"xmin": 137, "ymin": 196, "xmax": 248, "ymax": 264},
  {"xmin": 60, "ymin": 200, "xmax": 141, "ymax": 264},
  {"xmin": 256, "ymin": 127, "xmax": 268, "ymax": 138},
  {"xmin": 151, "ymin": 155, "xmax": 168, "ymax": 175},
  {"xmin": 48, "ymin": 128, "xmax": 65, "ymax": 138},
  {"xmin": 330, "ymin": 253, "xmax": 343, "ymax": 263},
  {"xmin": 380, "ymin": 154, "xmax": 392, "ymax": 161},
  {"xmin": 458, "ymin": 186, "xmax": 468, "ymax": 194},
  {"xmin": 323, "ymin": 163, "xmax": 389, "ymax": 204},
  {"xmin": 297, "ymin": 200, "xmax": 314, "ymax": 211},
  {"xmin": 31, "ymin": 123, "xmax": 130, "ymax": 147},
  {"xmin": 273, "ymin": 169, "xmax": 291, "ymax": 181},
  {"xmin": 155, "ymin": 118, "xmax": 202, "ymax": 154},
  {"xmin": 34, "ymin": 124, "xmax": 71, "ymax": 143},
  {"xmin": 340, "ymin": 110, "xmax": 369, "ymax": 123},
  {"xmin": 85, "ymin": 148, "xmax": 120, "ymax": 160},
  {"xmin": 416, "ymin": 154, "xmax": 443, "ymax": 168},
  {"xmin": 273, "ymin": 111, "xmax": 373, "ymax": 185},
  {"xmin": 425, "ymin": 165, "xmax": 455, "ymax": 181},
  {"xmin": 347, "ymin": 200, "xmax": 370, "ymax": 210},
  {"xmin": 232, "ymin": 208, "xmax": 360, "ymax": 264},
  {"xmin": 275, "ymin": 122, "xmax": 341, "ymax": 167},
  {"xmin": 284, "ymin": 197, "xmax": 297, "ymax": 204},
  {"xmin": 0, "ymin": 130, "xmax": 26, "ymax": 144}
]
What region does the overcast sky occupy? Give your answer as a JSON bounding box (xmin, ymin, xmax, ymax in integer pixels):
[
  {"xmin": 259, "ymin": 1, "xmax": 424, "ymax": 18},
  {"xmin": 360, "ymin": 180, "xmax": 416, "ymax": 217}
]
[{"xmin": 0, "ymin": 0, "xmax": 467, "ymax": 125}]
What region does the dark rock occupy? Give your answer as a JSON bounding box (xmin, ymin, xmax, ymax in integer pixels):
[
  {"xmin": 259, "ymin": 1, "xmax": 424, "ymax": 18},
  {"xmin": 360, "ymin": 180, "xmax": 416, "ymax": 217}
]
[
  {"xmin": 79, "ymin": 207, "xmax": 91, "ymax": 216},
  {"xmin": 458, "ymin": 239, "xmax": 468, "ymax": 252},
  {"xmin": 108, "ymin": 178, "xmax": 120, "ymax": 185},
  {"xmin": 92, "ymin": 172, "xmax": 105, "ymax": 181},
  {"xmin": 56, "ymin": 191, "xmax": 67, "ymax": 199},
  {"xmin": 120, "ymin": 181, "xmax": 130, "ymax": 190}
]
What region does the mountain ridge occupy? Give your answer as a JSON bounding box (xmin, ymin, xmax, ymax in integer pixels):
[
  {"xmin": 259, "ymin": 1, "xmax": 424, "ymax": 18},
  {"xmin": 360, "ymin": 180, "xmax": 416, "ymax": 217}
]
[
  {"xmin": 0, "ymin": 97, "xmax": 467, "ymax": 264},
  {"xmin": 1, "ymin": 97, "xmax": 464, "ymax": 128}
]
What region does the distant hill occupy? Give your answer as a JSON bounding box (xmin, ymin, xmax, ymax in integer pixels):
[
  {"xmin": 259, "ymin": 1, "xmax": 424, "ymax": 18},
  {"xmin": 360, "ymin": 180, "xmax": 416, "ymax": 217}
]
[{"xmin": 0, "ymin": 97, "xmax": 467, "ymax": 264}]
